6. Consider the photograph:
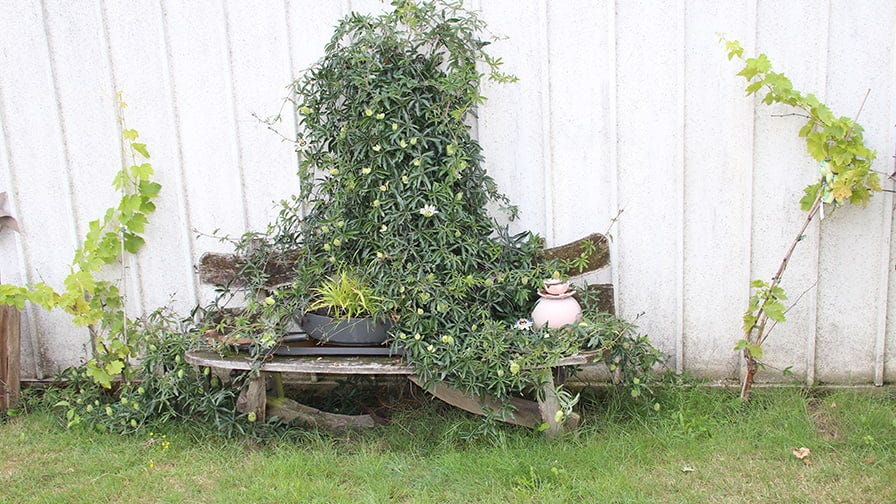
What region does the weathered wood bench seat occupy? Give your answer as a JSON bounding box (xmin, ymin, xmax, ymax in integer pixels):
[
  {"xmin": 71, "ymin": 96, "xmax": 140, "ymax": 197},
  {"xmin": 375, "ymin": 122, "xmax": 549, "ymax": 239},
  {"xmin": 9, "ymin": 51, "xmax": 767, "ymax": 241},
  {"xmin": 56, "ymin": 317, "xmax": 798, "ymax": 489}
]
[
  {"xmin": 185, "ymin": 348, "xmax": 605, "ymax": 435},
  {"xmin": 192, "ymin": 232, "xmax": 612, "ymax": 436}
]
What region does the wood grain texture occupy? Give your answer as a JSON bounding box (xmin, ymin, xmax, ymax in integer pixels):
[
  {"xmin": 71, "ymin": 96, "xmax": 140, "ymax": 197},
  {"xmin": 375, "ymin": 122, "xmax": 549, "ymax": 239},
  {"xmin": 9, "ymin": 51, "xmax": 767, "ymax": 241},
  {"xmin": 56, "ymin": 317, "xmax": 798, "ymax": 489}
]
[
  {"xmin": 0, "ymin": 306, "xmax": 20, "ymax": 411},
  {"xmin": 267, "ymin": 396, "xmax": 377, "ymax": 430}
]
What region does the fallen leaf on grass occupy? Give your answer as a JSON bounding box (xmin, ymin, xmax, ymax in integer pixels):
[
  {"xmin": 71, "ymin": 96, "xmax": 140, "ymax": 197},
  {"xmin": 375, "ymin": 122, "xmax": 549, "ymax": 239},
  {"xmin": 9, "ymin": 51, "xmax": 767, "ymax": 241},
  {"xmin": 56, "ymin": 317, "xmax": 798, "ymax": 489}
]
[
  {"xmin": 792, "ymin": 447, "xmax": 812, "ymax": 465},
  {"xmin": 681, "ymin": 465, "xmax": 695, "ymax": 473}
]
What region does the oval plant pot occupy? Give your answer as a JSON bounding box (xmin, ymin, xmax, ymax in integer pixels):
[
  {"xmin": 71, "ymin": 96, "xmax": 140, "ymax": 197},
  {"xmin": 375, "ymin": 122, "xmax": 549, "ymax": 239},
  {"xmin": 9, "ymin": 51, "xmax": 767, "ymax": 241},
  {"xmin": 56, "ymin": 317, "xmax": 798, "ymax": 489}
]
[{"xmin": 299, "ymin": 312, "xmax": 391, "ymax": 346}]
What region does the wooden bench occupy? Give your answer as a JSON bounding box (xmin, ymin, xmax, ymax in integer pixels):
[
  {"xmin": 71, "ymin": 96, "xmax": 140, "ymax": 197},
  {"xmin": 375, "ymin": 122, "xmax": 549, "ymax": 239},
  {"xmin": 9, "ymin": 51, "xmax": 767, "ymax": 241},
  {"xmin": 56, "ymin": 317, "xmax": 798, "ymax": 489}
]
[
  {"xmin": 192, "ymin": 233, "xmax": 612, "ymax": 436},
  {"xmin": 185, "ymin": 348, "xmax": 604, "ymax": 435}
]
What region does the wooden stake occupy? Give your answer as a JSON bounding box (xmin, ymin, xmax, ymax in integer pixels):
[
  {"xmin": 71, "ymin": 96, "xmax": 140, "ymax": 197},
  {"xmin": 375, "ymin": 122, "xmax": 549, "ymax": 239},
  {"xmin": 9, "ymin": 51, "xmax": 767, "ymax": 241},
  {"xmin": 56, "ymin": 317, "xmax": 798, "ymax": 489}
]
[{"xmin": 0, "ymin": 305, "xmax": 21, "ymax": 412}]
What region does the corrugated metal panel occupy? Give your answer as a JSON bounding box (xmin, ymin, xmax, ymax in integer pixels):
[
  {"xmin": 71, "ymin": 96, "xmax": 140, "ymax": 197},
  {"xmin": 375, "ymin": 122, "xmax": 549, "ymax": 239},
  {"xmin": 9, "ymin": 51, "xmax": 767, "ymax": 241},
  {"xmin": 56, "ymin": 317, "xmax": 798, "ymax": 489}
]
[{"xmin": 0, "ymin": 0, "xmax": 894, "ymax": 383}]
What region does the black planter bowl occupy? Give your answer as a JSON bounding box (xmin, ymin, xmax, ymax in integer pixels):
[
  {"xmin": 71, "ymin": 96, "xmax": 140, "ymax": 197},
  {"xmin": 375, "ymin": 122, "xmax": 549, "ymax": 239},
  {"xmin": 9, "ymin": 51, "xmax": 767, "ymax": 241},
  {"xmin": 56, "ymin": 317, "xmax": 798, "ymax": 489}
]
[{"xmin": 298, "ymin": 312, "xmax": 391, "ymax": 346}]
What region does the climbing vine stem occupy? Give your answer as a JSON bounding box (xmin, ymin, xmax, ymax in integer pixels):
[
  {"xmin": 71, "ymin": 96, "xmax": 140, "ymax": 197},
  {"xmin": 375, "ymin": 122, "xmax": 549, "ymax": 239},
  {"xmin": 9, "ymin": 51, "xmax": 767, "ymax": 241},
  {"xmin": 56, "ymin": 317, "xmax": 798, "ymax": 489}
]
[
  {"xmin": 723, "ymin": 37, "xmax": 880, "ymax": 398},
  {"xmin": 0, "ymin": 92, "xmax": 161, "ymax": 388}
]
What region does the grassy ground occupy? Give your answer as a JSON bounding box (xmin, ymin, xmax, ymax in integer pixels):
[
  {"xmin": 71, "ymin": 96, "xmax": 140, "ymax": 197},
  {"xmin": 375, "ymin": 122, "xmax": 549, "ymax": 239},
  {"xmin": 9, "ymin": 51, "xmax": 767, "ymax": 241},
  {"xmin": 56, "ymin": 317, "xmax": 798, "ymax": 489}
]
[{"xmin": 1, "ymin": 385, "xmax": 894, "ymax": 503}]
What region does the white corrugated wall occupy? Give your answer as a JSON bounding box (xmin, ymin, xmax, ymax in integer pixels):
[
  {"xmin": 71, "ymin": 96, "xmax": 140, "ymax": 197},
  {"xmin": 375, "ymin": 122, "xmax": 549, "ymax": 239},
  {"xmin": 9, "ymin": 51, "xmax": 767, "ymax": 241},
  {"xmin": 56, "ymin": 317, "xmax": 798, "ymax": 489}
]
[{"xmin": 1, "ymin": 0, "xmax": 894, "ymax": 384}]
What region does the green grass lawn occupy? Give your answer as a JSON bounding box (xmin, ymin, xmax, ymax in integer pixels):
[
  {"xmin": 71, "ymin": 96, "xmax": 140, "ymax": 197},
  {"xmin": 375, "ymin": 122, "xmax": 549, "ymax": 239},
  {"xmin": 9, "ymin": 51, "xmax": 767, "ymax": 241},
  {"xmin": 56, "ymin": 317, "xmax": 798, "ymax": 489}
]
[{"xmin": 1, "ymin": 385, "xmax": 894, "ymax": 503}]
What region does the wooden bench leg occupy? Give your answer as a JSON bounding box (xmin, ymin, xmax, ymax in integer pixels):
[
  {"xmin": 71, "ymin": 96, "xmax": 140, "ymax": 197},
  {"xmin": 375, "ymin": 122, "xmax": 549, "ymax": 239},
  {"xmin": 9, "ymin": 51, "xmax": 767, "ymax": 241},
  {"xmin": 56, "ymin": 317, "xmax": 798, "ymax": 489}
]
[
  {"xmin": 536, "ymin": 369, "xmax": 580, "ymax": 438},
  {"xmin": 410, "ymin": 376, "xmax": 543, "ymax": 427},
  {"xmin": 236, "ymin": 372, "xmax": 266, "ymax": 422}
]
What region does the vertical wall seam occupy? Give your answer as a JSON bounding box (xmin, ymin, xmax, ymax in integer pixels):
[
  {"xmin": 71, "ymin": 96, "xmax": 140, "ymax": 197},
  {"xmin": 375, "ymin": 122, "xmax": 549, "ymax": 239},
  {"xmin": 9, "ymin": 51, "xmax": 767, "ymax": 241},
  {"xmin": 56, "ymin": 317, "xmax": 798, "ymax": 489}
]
[
  {"xmin": 874, "ymin": 19, "xmax": 896, "ymax": 385},
  {"xmin": 37, "ymin": 0, "xmax": 84, "ymax": 377},
  {"xmin": 540, "ymin": 1, "xmax": 554, "ymax": 244},
  {"xmin": 607, "ymin": 0, "xmax": 620, "ymax": 316},
  {"xmin": 468, "ymin": 0, "xmax": 482, "ymax": 145},
  {"xmin": 160, "ymin": 0, "xmax": 200, "ymax": 307},
  {"xmin": 742, "ymin": 0, "xmax": 759, "ymax": 382},
  {"xmin": 674, "ymin": 0, "xmax": 686, "ymax": 374},
  {"xmin": 221, "ymin": 0, "xmax": 251, "ymax": 234},
  {"xmin": 99, "ymin": 0, "xmax": 146, "ymax": 317},
  {"xmin": 282, "ymin": 0, "xmax": 304, "ymax": 202},
  {"xmin": 0, "ymin": 70, "xmax": 43, "ymax": 379},
  {"xmin": 39, "ymin": 1, "xmax": 82, "ymax": 253},
  {"xmin": 810, "ymin": 0, "xmax": 837, "ymax": 385},
  {"xmin": 804, "ymin": 0, "xmax": 832, "ymax": 386},
  {"xmin": 875, "ymin": 191, "xmax": 894, "ymax": 385}
]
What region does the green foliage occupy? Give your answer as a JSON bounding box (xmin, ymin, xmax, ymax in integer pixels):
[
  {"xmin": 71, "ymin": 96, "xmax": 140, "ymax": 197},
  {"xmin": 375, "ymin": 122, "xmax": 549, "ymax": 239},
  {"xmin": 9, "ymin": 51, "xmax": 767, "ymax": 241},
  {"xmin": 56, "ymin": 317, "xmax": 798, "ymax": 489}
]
[
  {"xmin": 52, "ymin": 309, "xmax": 252, "ymax": 436},
  {"xmin": 0, "ymin": 93, "xmax": 161, "ymax": 388},
  {"xmin": 212, "ymin": 0, "xmax": 663, "ymax": 420},
  {"xmin": 723, "ymin": 39, "xmax": 880, "ymax": 388},
  {"xmin": 307, "ymin": 270, "xmax": 382, "ymax": 319},
  {"xmin": 741, "ymin": 279, "xmax": 787, "ymax": 342},
  {"xmin": 723, "ymin": 38, "xmax": 878, "ymax": 211}
]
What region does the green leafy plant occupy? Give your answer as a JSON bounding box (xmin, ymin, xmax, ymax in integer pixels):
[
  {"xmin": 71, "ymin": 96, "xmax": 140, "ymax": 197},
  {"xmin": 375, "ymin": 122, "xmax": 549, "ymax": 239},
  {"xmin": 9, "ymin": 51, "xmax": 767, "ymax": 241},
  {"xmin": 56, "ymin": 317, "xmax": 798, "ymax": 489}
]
[
  {"xmin": 215, "ymin": 0, "xmax": 663, "ymax": 425},
  {"xmin": 723, "ymin": 38, "xmax": 880, "ymax": 398},
  {"xmin": 52, "ymin": 308, "xmax": 251, "ymax": 435},
  {"xmin": 308, "ymin": 271, "xmax": 381, "ymax": 319},
  {"xmin": 0, "ymin": 93, "xmax": 161, "ymax": 388}
]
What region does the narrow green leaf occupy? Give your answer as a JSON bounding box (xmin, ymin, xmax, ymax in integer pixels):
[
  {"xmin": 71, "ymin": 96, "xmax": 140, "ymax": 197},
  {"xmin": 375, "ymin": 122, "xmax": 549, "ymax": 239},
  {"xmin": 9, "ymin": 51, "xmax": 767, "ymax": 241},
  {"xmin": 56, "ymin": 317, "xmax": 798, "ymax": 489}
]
[
  {"xmin": 131, "ymin": 142, "xmax": 150, "ymax": 158},
  {"xmin": 744, "ymin": 81, "xmax": 763, "ymax": 95}
]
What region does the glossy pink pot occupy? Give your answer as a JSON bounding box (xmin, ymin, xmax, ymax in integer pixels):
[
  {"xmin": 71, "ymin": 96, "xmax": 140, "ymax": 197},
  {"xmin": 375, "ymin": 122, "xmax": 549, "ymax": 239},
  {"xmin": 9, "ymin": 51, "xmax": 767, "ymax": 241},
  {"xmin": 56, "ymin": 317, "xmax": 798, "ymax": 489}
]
[{"xmin": 531, "ymin": 295, "xmax": 582, "ymax": 329}]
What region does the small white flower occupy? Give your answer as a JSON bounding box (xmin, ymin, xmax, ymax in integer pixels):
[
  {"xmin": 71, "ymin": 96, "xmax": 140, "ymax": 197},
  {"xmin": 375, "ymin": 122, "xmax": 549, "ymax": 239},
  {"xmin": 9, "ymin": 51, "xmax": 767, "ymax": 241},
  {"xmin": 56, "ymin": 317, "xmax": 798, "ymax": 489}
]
[
  {"xmin": 418, "ymin": 204, "xmax": 438, "ymax": 217},
  {"xmin": 514, "ymin": 318, "xmax": 533, "ymax": 330}
]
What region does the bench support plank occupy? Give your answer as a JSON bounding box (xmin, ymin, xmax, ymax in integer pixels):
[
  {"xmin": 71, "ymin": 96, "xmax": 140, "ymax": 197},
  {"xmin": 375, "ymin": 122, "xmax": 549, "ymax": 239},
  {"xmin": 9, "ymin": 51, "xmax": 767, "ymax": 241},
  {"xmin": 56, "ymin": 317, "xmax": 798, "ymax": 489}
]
[{"xmin": 268, "ymin": 396, "xmax": 377, "ymax": 430}]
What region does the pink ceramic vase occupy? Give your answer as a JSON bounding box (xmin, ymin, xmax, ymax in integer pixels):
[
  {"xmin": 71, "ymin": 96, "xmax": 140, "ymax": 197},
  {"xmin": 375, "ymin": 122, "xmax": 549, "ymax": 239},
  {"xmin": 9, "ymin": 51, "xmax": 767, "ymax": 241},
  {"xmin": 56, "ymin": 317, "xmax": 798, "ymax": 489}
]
[
  {"xmin": 531, "ymin": 291, "xmax": 582, "ymax": 329},
  {"xmin": 543, "ymin": 279, "xmax": 570, "ymax": 296}
]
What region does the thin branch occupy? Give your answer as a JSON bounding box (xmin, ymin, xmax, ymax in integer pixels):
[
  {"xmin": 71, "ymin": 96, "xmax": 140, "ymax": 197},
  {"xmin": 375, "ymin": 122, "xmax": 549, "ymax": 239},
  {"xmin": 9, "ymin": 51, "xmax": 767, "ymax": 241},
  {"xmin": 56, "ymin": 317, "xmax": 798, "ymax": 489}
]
[
  {"xmin": 851, "ymin": 88, "xmax": 871, "ymax": 124},
  {"xmin": 760, "ymin": 280, "xmax": 819, "ymax": 344},
  {"xmin": 770, "ymin": 112, "xmax": 811, "ymax": 119}
]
